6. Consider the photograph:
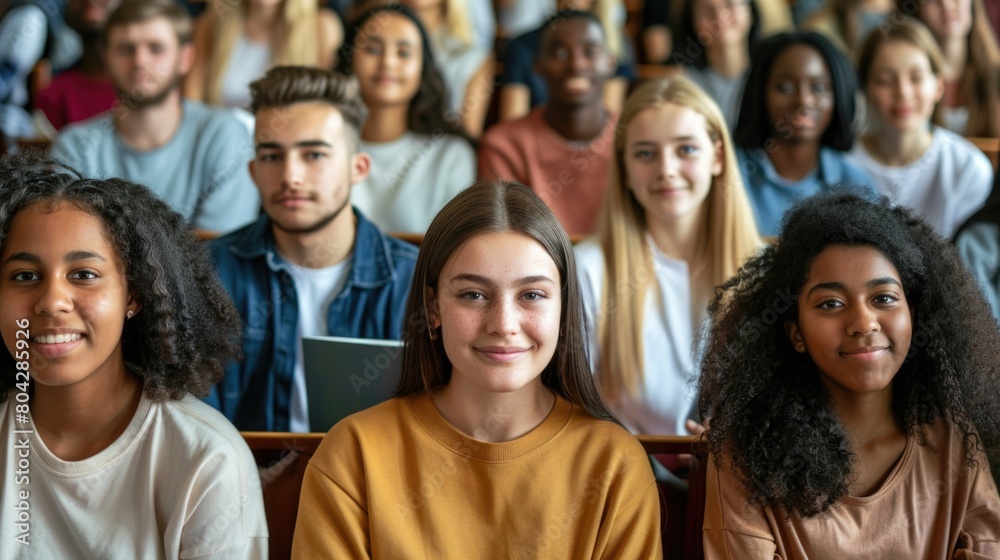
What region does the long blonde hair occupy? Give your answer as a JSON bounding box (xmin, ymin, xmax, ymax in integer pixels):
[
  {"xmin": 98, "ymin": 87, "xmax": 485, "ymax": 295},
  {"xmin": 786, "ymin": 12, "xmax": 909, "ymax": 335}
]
[
  {"xmin": 591, "ymin": 0, "xmax": 624, "ymax": 62},
  {"xmin": 596, "ymin": 77, "xmax": 761, "ymax": 401},
  {"xmin": 441, "ymin": 0, "xmax": 473, "ymax": 46},
  {"xmin": 204, "ymin": 0, "xmax": 320, "ymax": 105}
]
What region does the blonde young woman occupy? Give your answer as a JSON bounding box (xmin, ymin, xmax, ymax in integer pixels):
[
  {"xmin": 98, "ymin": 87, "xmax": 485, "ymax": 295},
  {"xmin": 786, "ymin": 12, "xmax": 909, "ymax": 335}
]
[
  {"xmin": 498, "ymin": 0, "xmax": 632, "ymax": 122},
  {"xmin": 184, "ymin": 0, "xmax": 342, "ymax": 109},
  {"xmin": 575, "ymin": 77, "xmax": 762, "ymax": 436},
  {"xmin": 898, "ymin": 0, "xmax": 1000, "ymax": 137}
]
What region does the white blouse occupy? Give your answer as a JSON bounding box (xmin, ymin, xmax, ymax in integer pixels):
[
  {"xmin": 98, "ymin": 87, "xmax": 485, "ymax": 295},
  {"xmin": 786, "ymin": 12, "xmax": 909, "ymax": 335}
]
[{"xmin": 575, "ymin": 238, "xmax": 705, "ymax": 435}]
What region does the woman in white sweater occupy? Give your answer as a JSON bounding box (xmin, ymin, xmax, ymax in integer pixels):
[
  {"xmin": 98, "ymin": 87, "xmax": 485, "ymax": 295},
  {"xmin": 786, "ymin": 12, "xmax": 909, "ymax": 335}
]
[
  {"xmin": 847, "ymin": 16, "xmax": 993, "ymax": 239},
  {"xmin": 0, "ymin": 153, "xmax": 267, "ymax": 558}
]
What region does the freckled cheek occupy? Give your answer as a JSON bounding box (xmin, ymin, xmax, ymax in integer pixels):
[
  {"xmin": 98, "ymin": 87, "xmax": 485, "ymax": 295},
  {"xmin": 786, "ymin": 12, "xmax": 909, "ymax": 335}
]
[
  {"xmin": 441, "ymin": 308, "xmax": 487, "ymax": 339},
  {"xmin": 526, "ymin": 308, "xmax": 562, "ymax": 345}
]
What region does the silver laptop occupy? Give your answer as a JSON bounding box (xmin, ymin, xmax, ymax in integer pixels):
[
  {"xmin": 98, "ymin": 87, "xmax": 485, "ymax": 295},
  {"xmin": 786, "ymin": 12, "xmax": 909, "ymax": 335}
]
[{"xmin": 302, "ymin": 335, "xmax": 405, "ymax": 432}]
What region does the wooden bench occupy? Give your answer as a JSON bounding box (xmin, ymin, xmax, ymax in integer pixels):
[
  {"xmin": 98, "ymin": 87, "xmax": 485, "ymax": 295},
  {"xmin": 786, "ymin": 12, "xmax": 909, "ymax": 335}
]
[
  {"xmin": 242, "ymin": 432, "xmax": 704, "ymax": 560},
  {"xmin": 968, "ymin": 136, "xmax": 1000, "ymax": 169}
]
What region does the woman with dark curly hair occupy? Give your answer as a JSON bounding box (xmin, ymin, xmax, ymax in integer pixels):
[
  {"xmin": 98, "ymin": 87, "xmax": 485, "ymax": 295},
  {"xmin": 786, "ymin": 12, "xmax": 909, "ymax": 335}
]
[
  {"xmin": 699, "ymin": 191, "xmax": 1000, "ymax": 558},
  {"xmin": 335, "ymin": 4, "xmax": 476, "ymax": 234},
  {"xmin": 0, "ymin": 152, "xmax": 268, "ymax": 557}
]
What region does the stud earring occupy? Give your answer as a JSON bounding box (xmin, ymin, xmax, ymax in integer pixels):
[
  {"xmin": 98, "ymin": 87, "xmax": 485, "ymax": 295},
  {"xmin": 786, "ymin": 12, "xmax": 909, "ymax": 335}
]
[{"xmin": 127, "ymin": 310, "xmax": 134, "ymax": 319}]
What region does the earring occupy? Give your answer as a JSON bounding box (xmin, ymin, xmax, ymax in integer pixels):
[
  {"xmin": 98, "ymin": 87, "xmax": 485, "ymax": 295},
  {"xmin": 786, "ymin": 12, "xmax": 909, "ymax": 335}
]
[
  {"xmin": 127, "ymin": 310, "xmax": 134, "ymax": 319},
  {"xmin": 428, "ymin": 324, "xmax": 438, "ymax": 341}
]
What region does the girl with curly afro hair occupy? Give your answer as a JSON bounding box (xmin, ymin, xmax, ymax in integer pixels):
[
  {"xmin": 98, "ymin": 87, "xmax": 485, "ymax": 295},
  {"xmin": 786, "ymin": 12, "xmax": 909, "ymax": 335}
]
[
  {"xmin": 0, "ymin": 152, "xmax": 268, "ymax": 558},
  {"xmin": 700, "ymin": 191, "xmax": 1000, "ymax": 558}
]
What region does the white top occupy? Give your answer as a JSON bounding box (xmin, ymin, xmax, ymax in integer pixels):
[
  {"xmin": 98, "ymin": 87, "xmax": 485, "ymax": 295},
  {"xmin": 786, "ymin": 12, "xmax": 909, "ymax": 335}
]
[
  {"xmin": 0, "ymin": 394, "xmax": 268, "ymax": 558},
  {"xmin": 574, "ymin": 238, "xmax": 703, "ymax": 435},
  {"xmin": 683, "ymin": 66, "xmax": 746, "ymax": 131},
  {"xmin": 355, "ymin": 131, "xmax": 476, "ymax": 233},
  {"xmin": 499, "ymin": 0, "xmax": 554, "ymax": 37},
  {"xmin": 430, "ymin": 31, "xmax": 491, "ymax": 116},
  {"xmin": 940, "ymin": 106, "xmax": 970, "ymax": 135},
  {"xmin": 0, "ymin": 5, "xmax": 49, "ymax": 137},
  {"xmin": 847, "ymin": 127, "xmax": 993, "ymax": 238},
  {"xmin": 221, "ymin": 34, "xmax": 272, "ymax": 110},
  {"xmin": 286, "ymin": 257, "xmax": 352, "ymax": 433},
  {"xmin": 0, "ymin": 5, "xmax": 46, "ymax": 109}
]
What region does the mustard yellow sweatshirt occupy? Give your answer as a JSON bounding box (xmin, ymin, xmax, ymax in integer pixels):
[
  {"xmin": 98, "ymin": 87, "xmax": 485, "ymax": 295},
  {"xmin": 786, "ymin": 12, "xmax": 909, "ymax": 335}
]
[{"xmin": 292, "ymin": 393, "xmax": 662, "ymax": 559}]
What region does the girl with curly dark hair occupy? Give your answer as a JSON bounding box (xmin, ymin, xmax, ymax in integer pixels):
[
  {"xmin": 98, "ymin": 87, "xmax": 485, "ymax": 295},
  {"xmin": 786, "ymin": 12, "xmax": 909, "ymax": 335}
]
[
  {"xmin": 0, "ymin": 152, "xmax": 267, "ymax": 558},
  {"xmin": 700, "ymin": 191, "xmax": 1000, "ymax": 558},
  {"xmin": 335, "ymin": 4, "xmax": 477, "ymax": 234}
]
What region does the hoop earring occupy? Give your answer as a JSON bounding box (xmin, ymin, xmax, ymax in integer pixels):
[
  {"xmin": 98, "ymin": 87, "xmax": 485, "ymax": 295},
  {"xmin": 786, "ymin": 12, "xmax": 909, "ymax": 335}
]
[{"xmin": 428, "ymin": 324, "xmax": 438, "ymax": 340}]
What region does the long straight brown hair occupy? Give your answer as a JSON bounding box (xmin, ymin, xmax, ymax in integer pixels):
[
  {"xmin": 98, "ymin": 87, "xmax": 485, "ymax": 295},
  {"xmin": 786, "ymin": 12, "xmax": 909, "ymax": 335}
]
[{"xmin": 395, "ymin": 179, "xmax": 618, "ymax": 424}]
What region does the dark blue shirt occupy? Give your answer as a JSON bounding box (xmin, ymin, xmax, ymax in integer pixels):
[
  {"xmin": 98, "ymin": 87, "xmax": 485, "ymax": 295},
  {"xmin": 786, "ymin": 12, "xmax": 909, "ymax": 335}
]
[{"xmin": 204, "ymin": 209, "xmax": 418, "ymax": 431}]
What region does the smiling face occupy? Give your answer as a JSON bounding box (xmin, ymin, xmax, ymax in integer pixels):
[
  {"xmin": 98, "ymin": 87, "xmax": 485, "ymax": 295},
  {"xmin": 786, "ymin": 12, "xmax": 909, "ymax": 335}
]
[
  {"xmin": 537, "ymin": 16, "xmax": 613, "ymax": 108},
  {"xmin": 766, "ymin": 44, "xmax": 835, "ymax": 144},
  {"xmin": 787, "ymin": 245, "xmax": 912, "ymax": 400},
  {"xmin": 917, "ymin": 0, "xmax": 972, "ymax": 40},
  {"xmin": 427, "ymin": 232, "xmax": 562, "ymax": 399},
  {"xmin": 350, "ymin": 13, "xmax": 424, "ymax": 109},
  {"xmin": 0, "ymin": 204, "xmax": 139, "ymax": 390},
  {"xmin": 624, "ymin": 102, "xmax": 723, "ymax": 224},
  {"xmin": 105, "ymin": 17, "xmax": 193, "ymax": 107},
  {"xmin": 693, "ymin": 0, "xmax": 752, "ymax": 49},
  {"xmin": 252, "ymin": 101, "xmax": 369, "ymax": 236},
  {"xmin": 866, "ymin": 40, "xmax": 944, "ymax": 132}
]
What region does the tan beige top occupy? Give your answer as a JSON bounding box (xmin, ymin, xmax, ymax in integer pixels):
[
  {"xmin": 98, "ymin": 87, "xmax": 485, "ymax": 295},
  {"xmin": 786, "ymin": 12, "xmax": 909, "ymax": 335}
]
[{"xmin": 704, "ymin": 419, "xmax": 1000, "ymax": 559}]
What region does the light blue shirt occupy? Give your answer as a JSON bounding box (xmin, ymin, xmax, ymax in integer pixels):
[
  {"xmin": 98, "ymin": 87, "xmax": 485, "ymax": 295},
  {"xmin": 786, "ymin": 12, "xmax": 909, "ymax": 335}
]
[
  {"xmin": 51, "ymin": 99, "xmax": 260, "ymax": 234},
  {"xmin": 956, "ymin": 222, "xmax": 1000, "ymax": 321},
  {"xmin": 737, "ymin": 146, "xmax": 878, "ymax": 237}
]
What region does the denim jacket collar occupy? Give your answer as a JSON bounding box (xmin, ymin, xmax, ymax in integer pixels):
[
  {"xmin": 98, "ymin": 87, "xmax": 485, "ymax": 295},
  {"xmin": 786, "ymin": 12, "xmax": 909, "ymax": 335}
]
[{"xmin": 226, "ymin": 208, "xmax": 398, "ymax": 289}]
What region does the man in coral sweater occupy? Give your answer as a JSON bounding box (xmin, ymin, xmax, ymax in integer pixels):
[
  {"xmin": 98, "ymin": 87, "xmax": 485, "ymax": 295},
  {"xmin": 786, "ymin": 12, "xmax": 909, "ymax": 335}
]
[{"xmin": 479, "ymin": 10, "xmax": 618, "ymax": 237}]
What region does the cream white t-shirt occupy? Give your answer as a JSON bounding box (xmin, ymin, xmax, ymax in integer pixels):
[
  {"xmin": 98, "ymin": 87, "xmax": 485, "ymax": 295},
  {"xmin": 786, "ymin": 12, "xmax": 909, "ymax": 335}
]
[
  {"xmin": 220, "ymin": 35, "xmax": 272, "ymax": 110},
  {"xmin": 355, "ymin": 132, "xmax": 476, "ymax": 234},
  {"xmin": 0, "ymin": 394, "xmax": 268, "ymax": 559},
  {"xmin": 285, "ymin": 257, "xmax": 352, "ymax": 433},
  {"xmin": 847, "ymin": 127, "xmax": 993, "ymax": 238},
  {"xmin": 575, "ymin": 238, "xmax": 704, "ymax": 435}
]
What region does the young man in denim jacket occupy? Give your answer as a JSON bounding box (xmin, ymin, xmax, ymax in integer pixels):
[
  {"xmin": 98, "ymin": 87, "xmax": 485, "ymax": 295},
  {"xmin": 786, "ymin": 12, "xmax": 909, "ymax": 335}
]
[{"xmin": 205, "ymin": 66, "xmax": 418, "ymax": 432}]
